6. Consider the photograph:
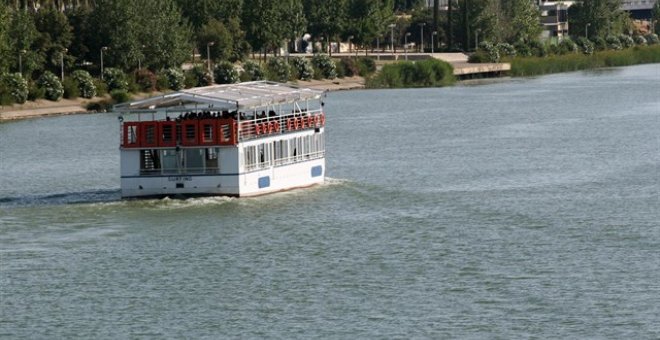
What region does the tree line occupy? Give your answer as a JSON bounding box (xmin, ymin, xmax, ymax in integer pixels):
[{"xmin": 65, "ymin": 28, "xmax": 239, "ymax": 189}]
[{"xmin": 1, "ymin": 0, "xmax": 657, "ymax": 79}]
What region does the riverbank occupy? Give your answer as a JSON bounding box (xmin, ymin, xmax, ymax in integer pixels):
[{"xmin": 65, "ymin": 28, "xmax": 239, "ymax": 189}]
[
  {"xmin": 510, "ymin": 45, "xmax": 660, "ymax": 76},
  {"xmin": 0, "ymin": 77, "xmax": 366, "ymax": 121}
]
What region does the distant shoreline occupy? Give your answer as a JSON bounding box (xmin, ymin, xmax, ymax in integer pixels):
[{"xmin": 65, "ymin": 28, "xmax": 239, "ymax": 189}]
[
  {"xmin": 2, "ymin": 59, "xmax": 657, "ymax": 121},
  {"xmin": 0, "ymin": 77, "xmax": 367, "ymax": 121}
]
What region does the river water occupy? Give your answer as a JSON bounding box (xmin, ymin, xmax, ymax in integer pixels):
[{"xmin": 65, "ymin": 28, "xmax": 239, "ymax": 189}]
[{"xmin": 1, "ymin": 64, "xmax": 659, "ymax": 338}]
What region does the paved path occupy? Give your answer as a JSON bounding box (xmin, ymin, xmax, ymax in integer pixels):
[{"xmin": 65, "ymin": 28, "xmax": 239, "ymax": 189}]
[{"xmin": 0, "ymin": 98, "xmax": 91, "ymax": 121}]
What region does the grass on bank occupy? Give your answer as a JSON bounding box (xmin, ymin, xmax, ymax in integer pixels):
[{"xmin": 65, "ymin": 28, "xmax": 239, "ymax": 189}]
[
  {"xmin": 510, "ymin": 45, "xmax": 660, "ymax": 77},
  {"xmin": 366, "ymin": 58, "xmax": 455, "ymax": 88}
]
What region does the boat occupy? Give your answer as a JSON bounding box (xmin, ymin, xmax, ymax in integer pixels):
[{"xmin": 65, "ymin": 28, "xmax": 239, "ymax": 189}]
[{"xmin": 114, "ymin": 81, "xmax": 326, "ymax": 198}]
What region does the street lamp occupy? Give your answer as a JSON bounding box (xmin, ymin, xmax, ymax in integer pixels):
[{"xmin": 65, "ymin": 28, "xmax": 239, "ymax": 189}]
[
  {"xmin": 389, "ymin": 23, "xmax": 396, "ymax": 54},
  {"xmin": 18, "ymin": 49, "xmax": 26, "ymax": 76},
  {"xmin": 347, "ymin": 35, "xmax": 353, "ymax": 54},
  {"xmin": 206, "ymin": 41, "xmax": 215, "ymax": 82},
  {"xmin": 376, "ymin": 35, "xmax": 380, "ymax": 61},
  {"xmin": 418, "ymin": 23, "xmax": 426, "ymax": 53},
  {"xmin": 431, "ymin": 31, "xmax": 437, "ymax": 54},
  {"xmin": 475, "ymin": 29, "xmax": 480, "ymax": 51},
  {"xmin": 100, "ymin": 46, "xmax": 108, "ymax": 80},
  {"xmin": 138, "ymin": 44, "xmax": 145, "ymax": 70},
  {"xmin": 585, "ymin": 23, "xmax": 591, "ymax": 39},
  {"xmin": 404, "ymin": 32, "xmax": 411, "ymax": 60},
  {"xmin": 60, "ymin": 48, "xmax": 68, "ymax": 81}
]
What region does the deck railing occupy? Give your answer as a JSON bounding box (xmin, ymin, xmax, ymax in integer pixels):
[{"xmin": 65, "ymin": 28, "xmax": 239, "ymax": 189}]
[{"xmin": 120, "ymin": 110, "xmax": 325, "ymax": 148}]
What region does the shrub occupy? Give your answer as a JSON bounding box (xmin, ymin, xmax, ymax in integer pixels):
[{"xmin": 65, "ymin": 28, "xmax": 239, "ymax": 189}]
[
  {"xmin": 241, "ymin": 60, "xmax": 265, "ymax": 81},
  {"xmin": 477, "ymin": 41, "xmax": 500, "ymax": 62},
  {"xmin": 94, "ymin": 79, "xmax": 108, "ymax": 96},
  {"xmin": 357, "ymin": 57, "xmax": 376, "ymax": 76},
  {"xmin": 72, "ymin": 70, "xmax": 96, "ymax": 98},
  {"xmin": 337, "ymin": 58, "xmax": 358, "ymax": 77},
  {"xmin": 529, "ymin": 40, "xmax": 548, "ymax": 57},
  {"xmin": 468, "ymin": 51, "xmax": 490, "ymax": 63},
  {"xmin": 266, "ymin": 57, "xmax": 291, "ymax": 82},
  {"xmin": 62, "ymin": 77, "xmax": 79, "ymax": 99},
  {"xmin": 27, "ymin": 81, "xmax": 45, "ymax": 101},
  {"xmin": 514, "ymin": 41, "xmax": 533, "ymax": 57},
  {"xmin": 110, "ymin": 89, "xmax": 131, "ymax": 103},
  {"xmin": 0, "ymin": 92, "xmax": 12, "ymax": 106},
  {"xmin": 186, "ymin": 66, "xmax": 212, "ymax": 87},
  {"xmin": 312, "ymin": 54, "xmax": 337, "ymax": 79},
  {"xmin": 165, "ymin": 67, "xmax": 185, "ymax": 90},
  {"xmin": 646, "ymin": 33, "xmax": 659, "ymax": 45},
  {"xmin": 37, "ymin": 71, "xmax": 64, "ymax": 101},
  {"xmin": 86, "ymin": 99, "xmax": 113, "ymax": 112},
  {"xmin": 594, "ymin": 37, "xmax": 608, "ymax": 51},
  {"xmin": 633, "ymin": 35, "xmax": 647, "ymax": 46},
  {"xmin": 619, "ymin": 34, "xmax": 635, "ymax": 49},
  {"xmin": 367, "ymin": 59, "xmax": 455, "ymax": 88},
  {"xmin": 606, "ymin": 35, "xmax": 622, "ymax": 50},
  {"xmin": 134, "ymin": 69, "xmax": 157, "ymax": 92},
  {"xmin": 213, "ymin": 61, "xmax": 239, "ymax": 84},
  {"xmin": 557, "ymin": 38, "xmax": 578, "ymax": 54},
  {"xmin": 497, "ymin": 42, "xmax": 517, "ymax": 58},
  {"xmin": 290, "ymin": 57, "xmax": 314, "ymax": 80},
  {"xmin": 102, "ymin": 68, "xmax": 128, "ymax": 92},
  {"xmin": 2, "ymin": 73, "xmax": 29, "ymax": 104},
  {"xmin": 334, "ymin": 61, "xmax": 345, "ymax": 78},
  {"xmin": 576, "ymin": 37, "xmax": 595, "ymax": 55}
]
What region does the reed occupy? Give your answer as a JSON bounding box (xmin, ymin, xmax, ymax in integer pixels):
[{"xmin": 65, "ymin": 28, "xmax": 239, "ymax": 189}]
[{"xmin": 510, "ymin": 45, "xmax": 660, "ymax": 77}]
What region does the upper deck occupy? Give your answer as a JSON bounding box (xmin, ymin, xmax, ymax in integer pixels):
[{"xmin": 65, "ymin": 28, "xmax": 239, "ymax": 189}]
[{"xmin": 114, "ymin": 81, "xmax": 326, "ymax": 148}]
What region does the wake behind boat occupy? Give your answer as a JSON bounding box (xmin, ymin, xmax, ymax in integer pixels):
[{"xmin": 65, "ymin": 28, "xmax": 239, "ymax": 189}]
[{"xmin": 114, "ymin": 81, "xmax": 326, "ymax": 198}]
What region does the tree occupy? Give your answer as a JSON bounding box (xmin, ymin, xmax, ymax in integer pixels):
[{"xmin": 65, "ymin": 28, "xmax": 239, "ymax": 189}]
[
  {"xmin": 568, "ymin": 0, "xmax": 629, "ymax": 38},
  {"xmin": 34, "ymin": 7, "xmax": 74, "ymax": 75},
  {"xmin": 66, "ymin": 6, "xmax": 92, "ymax": 66},
  {"xmin": 651, "ymin": 0, "xmax": 660, "ymax": 34},
  {"xmin": 281, "ymin": 0, "xmax": 307, "ymax": 52},
  {"xmin": 89, "ymin": 0, "xmax": 191, "ymax": 71},
  {"xmin": 175, "ymin": 0, "xmax": 243, "ymax": 31},
  {"xmin": 8, "ymin": 10, "xmax": 43, "ymax": 78},
  {"xmin": 345, "ymin": 0, "xmax": 394, "ymax": 48},
  {"xmin": 242, "ymin": 0, "xmax": 288, "ymax": 57},
  {"xmin": 197, "ymin": 19, "xmax": 234, "ymax": 62},
  {"xmin": 393, "ymin": 0, "xmax": 424, "ymax": 12},
  {"xmin": 0, "ymin": 4, "xmax": 11, "ymax": 73},
  {"xmin": 304, "ymin": 0, "xmax": 348, "ymax": 55},
  {"xmin": 88, "ymin": 0, "xmax": 142, "ymax": 71},
  {"xmin": 501, "ymin": 0, "xmax": 541, "ymax": 43},
  {"xmin": 138, "ymin": 0, "xmax": 192, "ymax": 70},
  {"xmin": 452, "ymin": 0, "xmax": 494, "ymax": 50}
]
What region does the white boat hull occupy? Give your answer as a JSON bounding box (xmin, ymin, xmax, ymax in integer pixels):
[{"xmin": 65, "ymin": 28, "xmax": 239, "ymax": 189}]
[{"xmin": 120, "ymin": 158, "xmax": 325, "ymax": 198}]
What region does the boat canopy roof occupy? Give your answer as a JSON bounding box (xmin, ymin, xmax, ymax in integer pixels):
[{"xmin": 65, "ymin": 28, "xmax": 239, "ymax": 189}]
[{"xmin": 114, "ymin": 81, "xmax": 324, "ymax": 112}]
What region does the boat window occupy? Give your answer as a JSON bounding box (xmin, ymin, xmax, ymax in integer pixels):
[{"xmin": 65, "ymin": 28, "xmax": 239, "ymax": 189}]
[
  {"xmin": 206, "ymin": 148, "xmax": 219, "ymax": 173},
  {"xmin": 127, "ymin": 125, "xmax": 138, "ymax": 144},
  {"xmin": 185, "ymin": 148, "xmax": 204, "ymax": 173},
  {"xmin": 185, "ymin": 124, "xmax": 196, "ymax": 142},
  {"xmin": 144, "ymin": 124, "xmax": 156, "ymax": 145},
  {"xmin": 140, "ymin": 149, "xmax": 160, "ymax": 175},
  {"xmin": 161, "ymin": 149, "xmax": 178, "ymax": 174},
  {"xmin": 202, "ymin": 123, "xmax": 213, "ymax": 143},
  {"xmin": 162, "ymin": 125, "xmax": 173, "ymax": 143},
  {"xmin": 244, "ymin": 145, "xmax": 256, "ymax": 170}
]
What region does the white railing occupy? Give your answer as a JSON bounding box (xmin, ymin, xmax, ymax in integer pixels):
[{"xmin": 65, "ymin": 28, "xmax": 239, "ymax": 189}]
[{"xmin": 238, "ymin": 109, "xmax": 324, "ymax": 141}]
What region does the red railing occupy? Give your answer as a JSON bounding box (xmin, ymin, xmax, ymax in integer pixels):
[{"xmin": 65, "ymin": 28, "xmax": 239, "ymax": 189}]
[{"xmin": 120, "ymin": 112, "xmax": 325, "ymax": 148}]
